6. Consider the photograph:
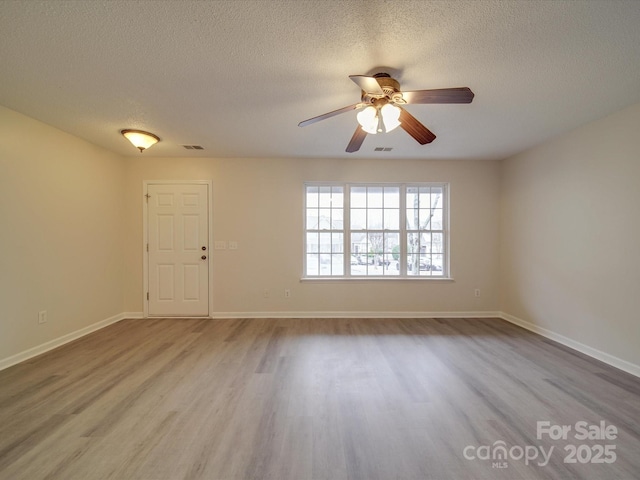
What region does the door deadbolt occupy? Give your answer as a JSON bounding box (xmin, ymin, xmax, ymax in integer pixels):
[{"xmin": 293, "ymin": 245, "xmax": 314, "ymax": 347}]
[{"xmin": 202, "ymin": 246, "xmax": 207, "ymax": 251}]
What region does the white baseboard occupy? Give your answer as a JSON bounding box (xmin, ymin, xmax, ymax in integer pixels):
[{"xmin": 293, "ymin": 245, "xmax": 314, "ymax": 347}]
[
  {"xmin": 0, "ymin": 312, "xmax": 126, "ymax": 372},
  {"xmin": 209, "ymin": 310, "xmax": 502, "ymax": 319},
  {"xmin": 134, "ymin": 311, "xmax": 500, "ymax": 320},
  {"xmin": 499, "ymin": 312, "xmax": 640, "ymax": 378}
]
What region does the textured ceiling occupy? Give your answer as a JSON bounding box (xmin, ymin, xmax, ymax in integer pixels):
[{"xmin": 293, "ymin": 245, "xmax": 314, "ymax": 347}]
[{"xmin": 1, "ymin": 0, "xmax": 639, "ymax": 160}]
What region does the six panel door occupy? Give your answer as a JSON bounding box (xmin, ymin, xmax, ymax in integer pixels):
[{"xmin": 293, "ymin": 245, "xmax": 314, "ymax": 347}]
[{"xmin": 147, "ymin": 183, "xmax": 209, "ymax": 316}]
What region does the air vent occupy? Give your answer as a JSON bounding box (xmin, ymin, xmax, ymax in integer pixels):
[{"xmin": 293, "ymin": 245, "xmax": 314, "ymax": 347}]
[
  {"xmin": 374, "ymin": 147, "xmax": 393, "ymax": 152},
  {"xmin": 182, "ymin": 145, "xmax": 204, "ymax": 150}
]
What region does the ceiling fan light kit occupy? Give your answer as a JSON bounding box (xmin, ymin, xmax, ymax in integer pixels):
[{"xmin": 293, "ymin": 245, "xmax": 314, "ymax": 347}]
[
  {"xmin": 356, "ymin": 106, "xmax": 378, "ymax": 134},
  {"xmin": 299, "ymin": 72, "xmax": 474, "ymax": 153},
  {"xmin": 121, "ymin": 129, "xmax": 160, "ymax": 153},
  {"xmin": 380, "ymin": 102, "xmax": 401, "ymax": 132},
  {"xmin": 357, "ymin": 101, "xmax": 402, "ymax": 134}
]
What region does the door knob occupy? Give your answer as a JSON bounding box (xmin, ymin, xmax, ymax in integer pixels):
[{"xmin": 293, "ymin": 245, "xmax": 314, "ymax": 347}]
[{"xmin": 201, "ymin": 255, "xmax": 207, "ymax": 260}]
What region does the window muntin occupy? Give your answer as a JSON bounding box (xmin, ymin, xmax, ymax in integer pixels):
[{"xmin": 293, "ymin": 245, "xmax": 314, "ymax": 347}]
[{"xmin": 304, "ymin": 183, "xmax": 448, "ymax": 278}]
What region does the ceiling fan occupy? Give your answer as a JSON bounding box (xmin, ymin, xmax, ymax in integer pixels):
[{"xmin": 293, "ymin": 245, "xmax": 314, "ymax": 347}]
[{"xmin": 298, "ymin": 73, "xmax": 474, "ymax": 153}]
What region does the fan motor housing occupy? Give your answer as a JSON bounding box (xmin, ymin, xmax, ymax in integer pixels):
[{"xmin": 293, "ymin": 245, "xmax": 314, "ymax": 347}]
[
  {"xmin": 375, "ymin": 75, "xmax": 401, "ymax": 95},
  {"xmin": 361, "ymin": 73, "xmax": 401, "ymax": 103}
]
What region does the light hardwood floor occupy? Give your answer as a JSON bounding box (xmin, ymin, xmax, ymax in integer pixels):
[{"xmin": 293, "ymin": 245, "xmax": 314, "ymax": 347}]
[{"xmin": 0, "ymin": 317, "xmax": 639, "ymax": 480}]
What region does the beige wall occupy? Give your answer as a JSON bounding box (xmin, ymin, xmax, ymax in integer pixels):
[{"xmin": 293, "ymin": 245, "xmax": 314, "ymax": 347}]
[
  {"xmin": 0, "ymin": 106, "xmax": 125, "ymax": 361},
  {"xmin": 123, "ymin": 157, "xmax": 501, "ymax": 315},
  {"xmin": 500, "ymin": 101, "xmax": 640, "ymax": 367}
]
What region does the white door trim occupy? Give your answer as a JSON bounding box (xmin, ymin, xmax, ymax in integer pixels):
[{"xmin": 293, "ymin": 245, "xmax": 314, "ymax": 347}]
[{"xmin": 143, "ymin": 180, "xmax": 213, "ymax": 318}]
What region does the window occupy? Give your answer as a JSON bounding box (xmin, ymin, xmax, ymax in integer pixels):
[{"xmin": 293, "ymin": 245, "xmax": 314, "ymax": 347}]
[
  {"xmin": 305, "ymin": 186, "xmax": 344, "ymax": 276},
  {"xmin": 304, "ymin": 183, "xmax": 448, "ymax": 278}
]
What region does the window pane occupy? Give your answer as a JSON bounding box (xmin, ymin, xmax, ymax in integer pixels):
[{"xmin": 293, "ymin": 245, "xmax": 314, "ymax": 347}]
[
  {"xmin": 306, "ymin": 186, "xmax": 319, "ymax": 208},
  {"xmin": 431, "ymin": 254, "xmax": 444, "ymax": 276},
  {"xmin": 367, "ymin": 232, "xmax": 383, "ymax": 254},
  {"xmin": 384, "ymin": 209, "xmax": 399, "ymax": 230},
  {"xmin": 430, "ymin": 188, "xmax": 443, "ymax": 208},
  {"xmin": 351, "ymin": 232, "xmax": 366, "ymax": 254},
  {"xmin": 431, "ymin": 208, "xmax": 443, "ymax": 230},
  {"xmin": 407, "ymin": 254, "xmax": 421, "ymax": 275},
  {"xmin": 351, "ymin": 261, "xmax": 367, "ymax": 276},
  {"xmin": 407, "ymin": 187, "xmax": 420, "ymax": 208},
  {"xmin": 369, "ymin": 254, "xmax": 385, "ymax": 275},
  {"xmin": 368, "ymin": 187, "xmax": 383, "ymax": 208},
  {"xmin": 384, "ymin": 187, "xmax": 399, "ymax": 207},
  {"xmin": 332, "ymin": 233, "xmax": 343, "ymax": 253},
  {"xmin": 351, "ymin": 186, "xmax": 367, "ymax": 208},
  {"xmin": 419, "ymin": 189, "xmax": 431, "ymax": 208},
  {"xmin": 319, "ymin": 254, "xmax": 332, "ymax": 275},
  {"xmin": 432, "ymin": 233, "xmax": 443, "ymax": 253},
  {"xmin": 384, "ymin": 254, "xmax": 400, "ymax": 275},
  {"xmin": 319, "ymin": 232, "xmax": 331, "ymax": 253},
  {"xmin": 306, "ymin": 211, "xmax": 319, "ymax": 229},
  {"xmin": 351, "ymin": 209, "xmax": 366, "ymax": 229},
  {"xmin": 332, "ymin": 208, "xmax": 344, "ymax": 229},
  {"xmin": 406, "ymin": 208, "xmax": 418, "ymax": 230},
  {"xmin": 331, "ymin": 186, "xmax": 343, "ymax": 205},
  {"xmin": 419, "ymin": 208, "xmax": 431, "ymax": 229},
  {"xmin": 422, "ymin": 232, "xmax": 432, "ymax": 253},
  {"xmin": 407, "ymin": 233, "xmax": 420, "ymax": 254},
  {"xmin": 367, "ymin": 209, "xmax": 383, "ymax": 229},
  {"xmin": 384, "ymin": 232, "xmax": 399, "ymax": 253},
  {"xmin": 306, "ymin": 254, "xmax": 318, "ymax": 275},
  {"xmin": 306, "ymin": 232, "xmax": 318, "ymax": 253},
  {"xmin": 318, "ymin": 208, "xmax": 331, "ymax": 229},
  {"xmin": 319, "ymin": 186, "xmax": 332, "ymax": 207},
  {"xmin": 332, "ymin": 255, "xmax": 344, "ymax": 275}
]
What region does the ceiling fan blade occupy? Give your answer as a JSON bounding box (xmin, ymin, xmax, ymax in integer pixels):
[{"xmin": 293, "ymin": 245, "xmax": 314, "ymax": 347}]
[
  {"xmin": 346, "ymin": 126, "xmax": 367, "ymax": 153},
  {"xmin": 298, "ymin": 104, "xmax": 362, "ymax": 127},
  {"xmin": 349, "ymin": 75, "xmax": 385, "ymax": 96},
  {"xmin": 399, "ymin": 108, "xmax": 436, "ymax": 145},
  {"xmin": 402, "ymin": 87, "xmax": 474, "ymax": 104}
]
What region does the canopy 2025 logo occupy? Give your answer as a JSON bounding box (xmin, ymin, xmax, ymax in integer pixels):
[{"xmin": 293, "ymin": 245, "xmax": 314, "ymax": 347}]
[{"xmin": 463, "ymin": 420, "xmax": 617, "ymax": 469}]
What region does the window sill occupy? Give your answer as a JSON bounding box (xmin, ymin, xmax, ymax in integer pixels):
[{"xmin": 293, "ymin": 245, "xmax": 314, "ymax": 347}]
[{"xmin": 300, "ymin": 276, "xmax": 455, "ymax": 282}]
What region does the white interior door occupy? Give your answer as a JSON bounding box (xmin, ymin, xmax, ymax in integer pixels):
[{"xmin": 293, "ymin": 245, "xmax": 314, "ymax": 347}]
[{"xmin": 147, "ymin": 183, "xmax": 209, "ymax": 316}]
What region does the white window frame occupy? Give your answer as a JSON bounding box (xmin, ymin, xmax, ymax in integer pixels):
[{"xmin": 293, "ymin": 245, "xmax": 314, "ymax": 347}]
[{"xmin": 303, "ymin": 182, "xmax": 450, "ymax": 280}]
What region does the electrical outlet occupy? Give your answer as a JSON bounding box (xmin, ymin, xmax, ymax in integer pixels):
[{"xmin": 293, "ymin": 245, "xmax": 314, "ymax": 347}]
[
  {"xmin": 229, "ymin": 241, "xmax": 238, "ymax": 250},
  {"xmin": 284, "ymin": 289, "xmax": 291, "ymax": 298},
  {"xmin": 263, "ymin": 289, "xmax": 270, "ymax": 298},
  {"xmin": 474, "ymin": 289, "xmax": 481, "ymax": 298},
  {"xmin": 38, "ymin": 310, "xmax": 47, "ymax": 324}
]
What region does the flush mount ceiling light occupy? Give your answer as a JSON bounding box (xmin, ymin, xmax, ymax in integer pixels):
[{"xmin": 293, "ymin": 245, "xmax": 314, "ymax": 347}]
[{"xmin": 121, "ymin": 129, "xmax": 160, "ymax": 153}]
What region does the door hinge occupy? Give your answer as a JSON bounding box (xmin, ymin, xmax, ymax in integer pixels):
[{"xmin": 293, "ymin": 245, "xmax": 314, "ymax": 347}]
[
  {"xmin": 145, "ymin": 193, "xmax": 150, "ymax": 202},
  {"xmin": 147, "ymin": 292, "xmax": 149, "ymax": 300},
  {"xmin": 146, "ymin": 243, "xmax": 149, "ymax": 252}
]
